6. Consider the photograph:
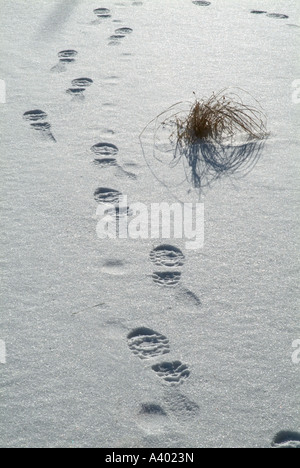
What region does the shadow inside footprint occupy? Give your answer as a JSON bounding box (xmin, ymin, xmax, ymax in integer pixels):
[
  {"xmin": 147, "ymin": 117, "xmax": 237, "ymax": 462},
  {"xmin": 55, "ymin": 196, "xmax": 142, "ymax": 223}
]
[
  {"xmin": 94, "ymin": 187, "xmax": 123, "ymax": 204},
  {"xmin": 266, "ymin": 13, "xmax": 289, "ymax": 19},
  {"xmin": 150, "ymin": 245, "xmax": 185, "ymax": 268},
  {"xmin": 272, "ymin": 431, "xmax": 300, "ymax": 448},
  {"xmin": 139, "ymin": 403, "xmax": 167, "ymax": 416},
  {"xmin": 152, "ymin": 361, "xmax": 190, "ymax": 386},
  {"xmin": 66, "ymin": 88, "xmax": 86, "ymax": 100},
  {"xmin": 115, "ymin": 27, "xmax": 133, "ymax": 35},
  {"xmin": 94, "ymin": 7, "xmax": 111, "ymax": 17},
  {"xmin": 192, "ymin": 1, "xmax": 211, "ymax": 6},
  {"xmin": 91, "ymin": 142, "xmax": 119, "ymax": 156},
  {"xmin": 250, "ymin": 10, "xmax": 267, "ymax": 15},
  {"xmin": 23, "ymin": 109, "xmax": 48, "ymax": 121},
  {"xmin": 152, "ymin": 271, "xmax": 182, "ymax": 287},
  {"xmin": 72, "ymin": 77, "xmax": 93, "ymax": 88},
  {"xmin": 127, "ymin": 327, "xmax": 170, "ymax": 360},
  {"xmin": 51, "ymin": 50, "xmax": 78, "ymax": 72},
  {"xmin": 93, "ymin": 158, "xmax": 118, "ymax": 167}
]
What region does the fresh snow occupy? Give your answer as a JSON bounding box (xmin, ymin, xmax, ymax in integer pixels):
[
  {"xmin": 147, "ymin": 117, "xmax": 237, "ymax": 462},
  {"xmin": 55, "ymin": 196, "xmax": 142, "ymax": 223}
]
[{"xmin": 0, "ymin": 0, "xmax": 299, "ymax": 448}]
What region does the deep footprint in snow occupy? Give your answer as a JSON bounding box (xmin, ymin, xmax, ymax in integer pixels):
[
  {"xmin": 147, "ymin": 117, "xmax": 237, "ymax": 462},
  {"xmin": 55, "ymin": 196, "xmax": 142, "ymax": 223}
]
[
  {"xmin": 71, "ymin": 77, "xmax": 93, "ymax": 88},
  {"xmin": 108, "ymin": 27, "xmax": 133, "ymax": 46},
  {"xmin": 93, "ymin": 157, "xmax": 118, "ymax": 168},
  {"xmin": 115, "ymin": 27, "xmax": 133, "ymax": 35},
  {"xmin": 23, "ymin": 110, "xmax": 56, "ymax": 142},
  {"xmin": 271, "ymin": 431, "xmax": 300, "ymax": 448},
  {"xmin": 66, "ymin": 78, "xmax": 93, "ymax": 100},
  {"xmin": 91, "ymin": 142, "xmax": 119, "ymax": 156},
  {"xmin": 94, "ymin": 7, "xmax": 111, "ymax": 16},
  {"xmin": 94, "ymin": 187, "xmax": 123, "ymax": 204},
  {"xmin": 108, "ymin": 35, "xmax": 125, "ymax": 46},
  {"xmin": 58, "ymin": 49, "xmax": 78, "ymax": 61},
  {"xmin": 152, "ymin": 271, "xmax": 182, "ymax": 287},
  {"xmin": 92, "ymin": 7, "xmax": 112, "ymax": 22},
  {"xmin": 152, "ymin": 361, "xmax": 190, "ymax": 386},
  {"xmin": 150, "ymin": 245, "xmax": 185, "ymax": 268},
  {"xmin": 127, "ymin": 327, "xmax": 170, "ymax": 360},
  {"xmin": 51, "ymin": 50, "xmax": 78, "ymax": 73},
  {"xmin": 192, "ymin": 1, "xmax": 211, "ymax": 6},
  {"xmin": 23, "ymin": 109, "xmax": 48, "ymax": 121},
  {"xmin": 266, "ymin": 13, "xmax": 289, "ymax": 19}
]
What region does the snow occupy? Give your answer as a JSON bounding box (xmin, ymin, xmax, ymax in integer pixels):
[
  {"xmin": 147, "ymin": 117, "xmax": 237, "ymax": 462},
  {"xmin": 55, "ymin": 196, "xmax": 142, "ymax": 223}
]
[{"xmin": 0, "ymin": 0, "xmax": 299, "ymax": 448}]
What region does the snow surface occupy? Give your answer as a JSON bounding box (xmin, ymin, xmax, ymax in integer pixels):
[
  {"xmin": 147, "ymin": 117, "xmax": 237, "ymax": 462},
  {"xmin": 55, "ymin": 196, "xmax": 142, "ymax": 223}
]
[{"xmin": 0, "ymin": 0, "xmax": 299, "ymax": 448}]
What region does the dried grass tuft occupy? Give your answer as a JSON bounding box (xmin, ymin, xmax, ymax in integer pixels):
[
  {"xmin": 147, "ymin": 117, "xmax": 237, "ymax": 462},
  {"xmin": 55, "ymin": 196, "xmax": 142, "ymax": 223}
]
[{"xmin": 141, "ymin": 89, "xmax": 269, "ymax": 192}]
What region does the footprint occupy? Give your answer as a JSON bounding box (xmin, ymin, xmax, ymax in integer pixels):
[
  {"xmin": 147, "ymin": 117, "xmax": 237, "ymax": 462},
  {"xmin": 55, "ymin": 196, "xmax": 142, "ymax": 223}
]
[
  {"xmin": 66, "ymin": 88, "xmax": 86, "ymax": 100},
  {"xmin": 94, "ymin": 7, "xmax": 111, "ymax": 15},
  {"xmin": 108, "ymin": 35, "xmax": 125, "ymax": 46},
  {"xmin": 101, "ymin": 259, "xmax": 128, "ymax": 276},
  {"xmin": 271, "ymin": 431, "xmax": 300, "ymax": 448},
  {"xmin": 93, "ymin": 7, "xmax": 112, "ymax": 19},
  {"xmin": 115, "ymin": 166, "xmax": 137, "ymax": 180},
  {"xmin": 71, "ymin": 77, "xmax": 93, "ymax": 88},
  {"xmin": 192, "ymin": 1, "xmax": 211, "ymax": 6},
  {"xmin": 93, "ymin": 154, "xmax": 137, "ymax": 180},
  {"xmin": 30, "ymin": 122, "xmax": 56, "ymax": 142},
  {"xmin": 23, "ymin": 110, "xmax": 56, "ymax": 142},
  {"xmin": 66, "ymin": 78, "xmax": 93, "ymax": 100},
  {"xmin": 151, "ymin": 361, "xmax": 190, "ymax": 386},
  {"xmin": 104, "ymin": 205, "xmax": 133, "ymax": 221},
  {"xmin": 51, "ymin": 50, "xmax": 78, "ymax": 73},
  {"xmin": 127, "ymin": 327, "xmax": 170, "ymax": 360},
  {"xmin": 175, "ymin": 286, "xmax": 202, "ymax": 308},
  {"xmin": 109, "ymin": 34, "xmax": 126, "ymax": 41},
  {"xmin": 266, "ymin": 13, "xmax": 289, "ymax": 19},
  {"xmin": 250, "ymin": 10, "xmax": 267, "ymax": 15},
  {"xmin": 137, "ymin": 403, "xmax": 168, "ymax": 432},
  {"xmin": 108, "ymin": 39, "xmax": 122, "ymax": 47},
  {"xmin": 115, "ymin": 27, "xmax": 133, "ymax": 35},
  {"xmin": 152, "ymin": 271, "xmax": 182, "ymax": 287},
  {"xmin": 139, "ymin": 403, "xmax": 167, "ymax": 416},
  {"xmin": 58, "ymin": 49, "xmax": 78, "ymax": 61},
  {"xmin": 91, "ymin": 142, "xmax": 119, "ymax": 156},
  {"xmin": 94, "ymin": 187, "xmax": 123, "ymax": 204},
  {"xmin": 150, "ymin": 245, "xmax": 185, "ymax": 268},
  {"xmin": 23, "ymin": 109, "xmax": 48, "ymax": 121},
  {"xmin": 93, "ymin": 157, "xmax": 118, "ymax": 168},
  {"xmin": 163, "ymin": 389, "xmax": 199, "ymax": 419}
]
